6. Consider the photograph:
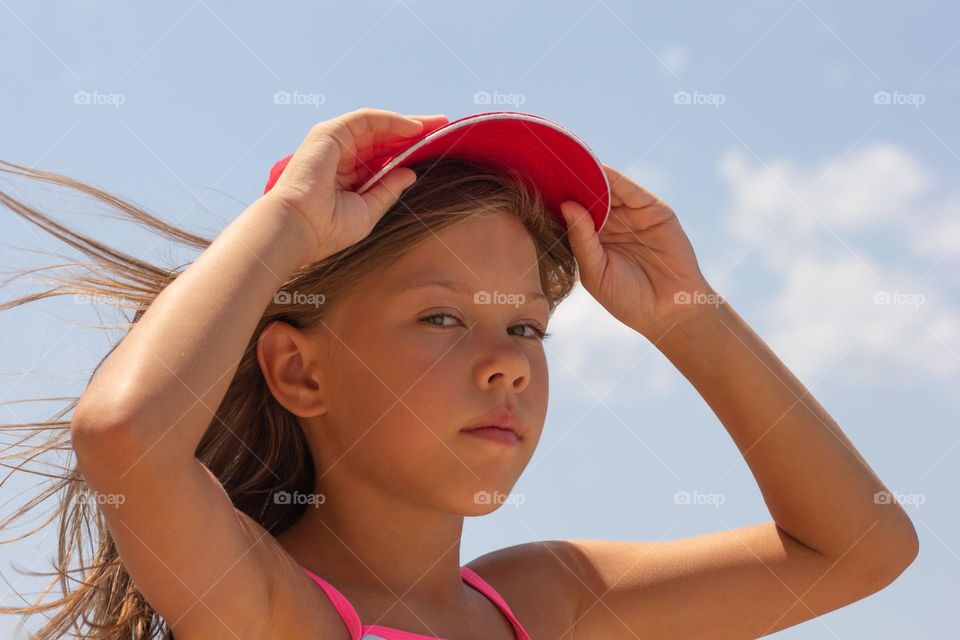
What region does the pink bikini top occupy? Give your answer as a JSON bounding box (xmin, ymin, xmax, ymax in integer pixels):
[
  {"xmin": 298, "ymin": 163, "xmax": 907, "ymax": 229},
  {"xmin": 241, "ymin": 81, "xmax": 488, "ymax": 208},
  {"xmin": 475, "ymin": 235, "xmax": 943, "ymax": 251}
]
[{"xmin": 301, "ymin": 565, "xmax": 532, "ymax": 640}]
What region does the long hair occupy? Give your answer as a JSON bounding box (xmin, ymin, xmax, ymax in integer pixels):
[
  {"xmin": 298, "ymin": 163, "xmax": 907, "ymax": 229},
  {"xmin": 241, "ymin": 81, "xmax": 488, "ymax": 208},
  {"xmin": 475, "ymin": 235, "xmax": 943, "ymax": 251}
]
[{"xmin": 0, "ymin": 155, "xmax": 578, "ymax": 638}]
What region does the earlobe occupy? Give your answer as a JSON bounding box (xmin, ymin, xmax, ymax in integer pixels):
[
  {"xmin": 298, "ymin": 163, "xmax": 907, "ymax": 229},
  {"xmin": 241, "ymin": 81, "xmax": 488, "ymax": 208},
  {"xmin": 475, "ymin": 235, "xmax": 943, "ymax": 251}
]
[{"xmin": 256, "ymin": 321, "xmax": 327, "ymax": 418}]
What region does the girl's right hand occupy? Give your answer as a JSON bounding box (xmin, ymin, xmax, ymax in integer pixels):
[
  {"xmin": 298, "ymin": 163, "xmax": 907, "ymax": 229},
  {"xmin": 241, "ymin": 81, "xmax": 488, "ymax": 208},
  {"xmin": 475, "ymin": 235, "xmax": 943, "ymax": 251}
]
[{"xmin": 263, "ymin": 107, "xmax": 449, "ymax": 266}]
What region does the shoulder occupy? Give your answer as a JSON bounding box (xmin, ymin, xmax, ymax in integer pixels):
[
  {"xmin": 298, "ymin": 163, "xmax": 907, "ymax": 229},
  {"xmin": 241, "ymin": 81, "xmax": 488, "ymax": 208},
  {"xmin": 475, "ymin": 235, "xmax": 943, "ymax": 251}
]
[
  {"xmin": 254, "ymin": 531, "xmax": 354, "ymax": 640},
  {"xmin": 465, "ymin": 539, "xmax": 588, "ymax": 640}
]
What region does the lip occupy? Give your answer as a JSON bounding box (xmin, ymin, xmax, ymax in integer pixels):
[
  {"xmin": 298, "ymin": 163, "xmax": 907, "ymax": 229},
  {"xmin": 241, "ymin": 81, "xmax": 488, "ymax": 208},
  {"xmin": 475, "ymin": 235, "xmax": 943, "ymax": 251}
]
[
  {"xmin": 461, "ymin": 427, "xmax": 520, "ymax": 446},
  {"xmin": 461, "ymin": 408, "xmax": 524, "ymax": 442}
]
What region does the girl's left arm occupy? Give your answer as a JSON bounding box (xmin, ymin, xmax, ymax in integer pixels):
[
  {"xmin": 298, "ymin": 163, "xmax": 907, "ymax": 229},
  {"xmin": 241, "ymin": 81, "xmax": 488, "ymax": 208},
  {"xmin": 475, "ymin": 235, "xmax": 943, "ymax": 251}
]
[
  {"xmin": 649, "ymin": 290, "xmax": 918, "ymax": 562},
  {"xmin": 547, "ymin": 166, "xmax": 919, "ymax": 639}
]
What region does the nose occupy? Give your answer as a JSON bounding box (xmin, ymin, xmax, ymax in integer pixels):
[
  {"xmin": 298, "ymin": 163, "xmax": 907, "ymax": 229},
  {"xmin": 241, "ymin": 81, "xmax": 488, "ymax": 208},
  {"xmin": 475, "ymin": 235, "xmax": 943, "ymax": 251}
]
[{"xmin": 474, "ymin": 340, "xmax": 532, "ymax": 394}]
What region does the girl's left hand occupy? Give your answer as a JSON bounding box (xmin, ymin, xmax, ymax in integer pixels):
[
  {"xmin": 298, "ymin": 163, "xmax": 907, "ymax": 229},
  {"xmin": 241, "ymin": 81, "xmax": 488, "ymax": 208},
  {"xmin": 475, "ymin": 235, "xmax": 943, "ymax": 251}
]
[{"xmin": 558, "ymin": 164, "xmax": 720, "ymax": 340}]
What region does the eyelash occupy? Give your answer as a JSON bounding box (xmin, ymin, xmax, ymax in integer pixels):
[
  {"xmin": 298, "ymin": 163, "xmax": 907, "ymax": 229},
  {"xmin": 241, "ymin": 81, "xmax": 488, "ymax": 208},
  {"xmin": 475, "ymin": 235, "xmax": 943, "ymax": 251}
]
[{"xmin": 419, "ymin": 312, "xmax": 551, "ymax": 341}]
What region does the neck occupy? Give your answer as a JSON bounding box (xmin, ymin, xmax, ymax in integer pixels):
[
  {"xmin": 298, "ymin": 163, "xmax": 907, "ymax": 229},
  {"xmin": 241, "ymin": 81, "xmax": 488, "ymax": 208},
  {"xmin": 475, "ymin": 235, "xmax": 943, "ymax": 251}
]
[{"xmin": 277, "ymin": 466, "xmax": 471, "ymax": 605}]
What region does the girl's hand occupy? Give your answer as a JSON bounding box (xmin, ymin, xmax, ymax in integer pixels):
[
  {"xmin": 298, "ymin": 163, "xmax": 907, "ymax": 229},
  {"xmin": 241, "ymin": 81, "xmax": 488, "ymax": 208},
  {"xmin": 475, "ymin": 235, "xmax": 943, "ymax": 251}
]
[
  {"xmin": 263, "ymin": 108, "xmax": 449, "ymax": 265},
  {"xmin": 558, "ymin": 164, "xmax": 719, "ymax": 339}
]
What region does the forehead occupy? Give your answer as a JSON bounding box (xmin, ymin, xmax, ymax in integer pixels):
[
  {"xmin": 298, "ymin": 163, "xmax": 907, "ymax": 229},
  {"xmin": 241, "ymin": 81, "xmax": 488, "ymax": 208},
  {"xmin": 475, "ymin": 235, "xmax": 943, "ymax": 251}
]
[{"xmin": 381, "ymin": 212, "xmax": 543, "ymax": 290}]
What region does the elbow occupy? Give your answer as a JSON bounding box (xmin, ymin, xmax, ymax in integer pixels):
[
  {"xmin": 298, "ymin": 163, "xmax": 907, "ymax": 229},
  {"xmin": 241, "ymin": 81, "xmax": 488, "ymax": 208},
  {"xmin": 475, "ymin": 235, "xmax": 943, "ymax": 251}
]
[
  {"xmin": 862, "ymin": 517, "xmax": 920, "ymax": 592},
  {"xmin": 69, "ymin": 394, "xmax": 154, "ymax": 472},
  {"xmin": 883, "ymin": 503, "xmax": 921, "ymax": 571},
  {"xmin": 890, "ymin": 516, "xmax": 920, "ymax": 573},
  {"xmin": 70, "ymin": 387, "xmax": 146, "ymax": 441}
]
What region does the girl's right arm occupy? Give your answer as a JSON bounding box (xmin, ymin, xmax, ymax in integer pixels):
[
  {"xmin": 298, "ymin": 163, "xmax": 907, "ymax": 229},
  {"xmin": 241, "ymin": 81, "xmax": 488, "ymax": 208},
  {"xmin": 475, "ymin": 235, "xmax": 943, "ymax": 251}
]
[{"xmin": 69, "ymin": 108, "xmax": 445, "ymax": 639}]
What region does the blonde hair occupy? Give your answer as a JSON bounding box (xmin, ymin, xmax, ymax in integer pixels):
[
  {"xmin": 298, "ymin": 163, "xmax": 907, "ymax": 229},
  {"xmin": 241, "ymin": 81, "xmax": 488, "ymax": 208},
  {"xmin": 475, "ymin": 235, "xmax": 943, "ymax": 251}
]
[{"xmin": 0, "ymin": 156, "xmax": 578, "ymax": 639}]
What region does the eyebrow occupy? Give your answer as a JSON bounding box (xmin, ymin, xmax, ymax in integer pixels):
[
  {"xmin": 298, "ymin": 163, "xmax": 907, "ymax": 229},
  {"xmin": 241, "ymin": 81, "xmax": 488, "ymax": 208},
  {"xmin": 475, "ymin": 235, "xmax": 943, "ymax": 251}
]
[{"xmin": 399, "ymin": 279, "xmax": 548, "ymax": 304}]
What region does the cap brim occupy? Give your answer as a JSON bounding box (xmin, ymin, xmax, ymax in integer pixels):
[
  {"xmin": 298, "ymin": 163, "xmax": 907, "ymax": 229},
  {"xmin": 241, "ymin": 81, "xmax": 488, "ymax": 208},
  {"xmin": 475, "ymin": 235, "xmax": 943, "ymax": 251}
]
[
  {"xmin": 355, "ymin": 112, "xmax": 610, "ymax": 233},
  {"xmin": 263, "ymin": 111, "xmax": 611, "ymax": 233}
]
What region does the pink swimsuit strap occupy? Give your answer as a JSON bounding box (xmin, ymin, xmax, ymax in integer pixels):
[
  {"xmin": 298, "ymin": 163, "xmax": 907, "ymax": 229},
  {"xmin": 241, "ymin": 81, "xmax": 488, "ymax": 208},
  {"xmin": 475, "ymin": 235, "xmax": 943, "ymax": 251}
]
[{"xmin": 301, "ymin": 564, "xmax": 532, "ymax": 640}]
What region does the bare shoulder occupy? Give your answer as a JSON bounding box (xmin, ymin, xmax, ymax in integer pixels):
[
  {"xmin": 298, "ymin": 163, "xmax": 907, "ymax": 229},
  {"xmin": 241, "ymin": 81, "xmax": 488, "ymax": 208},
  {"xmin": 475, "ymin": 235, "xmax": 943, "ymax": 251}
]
[
  {"xmin": 244, "ymin": 522, "xmax": 352, "ymax": 640},
  {"xmin": 465, "ymin": 539, "xmax": 588, "ymax": 640}
]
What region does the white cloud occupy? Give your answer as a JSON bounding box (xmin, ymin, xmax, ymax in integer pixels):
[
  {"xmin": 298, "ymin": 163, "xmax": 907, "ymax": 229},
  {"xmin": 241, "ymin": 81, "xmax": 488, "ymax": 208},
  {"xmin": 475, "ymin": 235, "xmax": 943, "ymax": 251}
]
[
  {"xmin": 546, "ymin": 141, "xmax": 958, "ymax": 396},
  {"xmin": 906, "ymin": 194, "xmax": 960, "ymax": 262},
  {"xmin": 549, "ymin": 284, "xmax": 679, "ymax": 400},
  {"xmin": 716, "ymin": 141, "xmax": 960, "ymax": 383},
  {"xmin": 759, "ymin": 255, "xmax": 957, "ymax": 382},
  {"xmin": 720, "ymin": 142, "xmax": 932, "ymax": 242}
]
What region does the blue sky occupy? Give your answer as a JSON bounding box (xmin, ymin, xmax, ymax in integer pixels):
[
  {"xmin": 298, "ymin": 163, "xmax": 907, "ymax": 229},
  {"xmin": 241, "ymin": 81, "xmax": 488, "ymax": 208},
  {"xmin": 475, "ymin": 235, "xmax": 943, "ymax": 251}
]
[{"xmin": 1, "ymin": 1, "xmax": 957, "ymax": 637}]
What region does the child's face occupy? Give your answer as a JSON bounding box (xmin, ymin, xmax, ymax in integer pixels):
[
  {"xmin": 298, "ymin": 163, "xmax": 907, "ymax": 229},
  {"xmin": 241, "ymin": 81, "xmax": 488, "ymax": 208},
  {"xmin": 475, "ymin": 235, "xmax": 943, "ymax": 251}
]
[{"xmin": 311, "ymin": 211, "xmax": 550, "ymax": 515}]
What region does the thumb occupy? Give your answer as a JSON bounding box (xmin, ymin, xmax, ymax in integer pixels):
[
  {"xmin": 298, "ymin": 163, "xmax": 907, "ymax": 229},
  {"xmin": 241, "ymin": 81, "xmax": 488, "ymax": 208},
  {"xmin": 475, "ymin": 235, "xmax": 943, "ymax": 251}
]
[
  {"xmin": 359, "ymin": 167, "xmax": 417, "ymax": 220},
  {"xmin": 559, "ymin": 200, "xmax": 605, "ymax": 280}
]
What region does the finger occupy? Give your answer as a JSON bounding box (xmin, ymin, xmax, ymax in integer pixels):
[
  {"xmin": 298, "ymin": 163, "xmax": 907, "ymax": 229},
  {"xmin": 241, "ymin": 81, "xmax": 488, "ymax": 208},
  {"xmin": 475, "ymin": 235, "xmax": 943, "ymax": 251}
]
[
  {"xmin": 403, "ymin": 114, "xmax": 449, "ymax": 134},
  {"xmin": 342, "ymin": 109, "xmax": 443, "ymax": 153},
  {"xmin": 602, "ymin": 163, "xmax": 659, "ymax": 209},
  {"xmin": 350, "ymin": 115, "xmax": 450, "ymax": 184},
  {"xmin": 360, "ymin": 167, "xmax": 417, "ymax": 221},
  {"xmin": 341, "ymin": 148, "xmax": 413, "ymax": 191},
  {"xmin": 559, "ymin": 200, "xmax": 606, "ymax": 282},
  {"xmin": 354, "ymin": 136, "xmax": 423, "ymax": 167},
  {"xmin": 355, "ymin": 115, "xmax": 448, "ymax": 157},
  {"xmin": 312, "ymin": 109, "xmax": 426, "ymax": 172},
  {"xmin": 346, "ymin": 107, "xmax": 427, "ymax": 138}
]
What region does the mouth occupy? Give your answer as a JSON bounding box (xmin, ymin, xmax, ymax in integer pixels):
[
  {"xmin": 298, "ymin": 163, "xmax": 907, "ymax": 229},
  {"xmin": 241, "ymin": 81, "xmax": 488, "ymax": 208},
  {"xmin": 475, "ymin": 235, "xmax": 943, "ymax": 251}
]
[
  {"xmin": 460, "ymin": 426, "xmax": 521, "ymax": 445},
  {"xmin": 460, "ymin": 408, "xmax": 524, "ymax": 445}
]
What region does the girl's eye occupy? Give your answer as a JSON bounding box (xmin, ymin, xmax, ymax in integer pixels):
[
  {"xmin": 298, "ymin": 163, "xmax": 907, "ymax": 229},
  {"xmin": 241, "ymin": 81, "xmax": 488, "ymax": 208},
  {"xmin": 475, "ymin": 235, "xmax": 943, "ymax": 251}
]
[{"xmin": 419, "ymin": 312, "xmax": 550, "ymax": 341}]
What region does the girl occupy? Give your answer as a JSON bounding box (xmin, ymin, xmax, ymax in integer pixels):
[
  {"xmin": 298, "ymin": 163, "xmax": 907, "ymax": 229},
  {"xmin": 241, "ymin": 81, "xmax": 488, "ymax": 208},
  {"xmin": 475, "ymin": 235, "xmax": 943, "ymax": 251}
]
[{"xmin": 1, "ymin": 108, "xmax": 917, "ymax": 639}]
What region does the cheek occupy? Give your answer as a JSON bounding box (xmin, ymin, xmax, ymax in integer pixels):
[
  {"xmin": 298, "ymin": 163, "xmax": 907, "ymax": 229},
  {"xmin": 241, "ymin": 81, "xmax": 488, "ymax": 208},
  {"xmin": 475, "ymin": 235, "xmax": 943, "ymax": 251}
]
[
  {"xmin": 324, "ymin": 338, "xmax": 462, "ymax": 455},
  {"xmin": 324, "ymin": 325, "xmax": 549, "ymax": 446}
]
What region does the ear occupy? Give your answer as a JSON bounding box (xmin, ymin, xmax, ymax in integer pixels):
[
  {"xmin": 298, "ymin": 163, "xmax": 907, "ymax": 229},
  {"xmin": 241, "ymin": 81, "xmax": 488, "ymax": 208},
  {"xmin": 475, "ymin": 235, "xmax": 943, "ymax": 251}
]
[{"xmin": 256, "ymin": 320, "xmax": 328, "ymax": 418}]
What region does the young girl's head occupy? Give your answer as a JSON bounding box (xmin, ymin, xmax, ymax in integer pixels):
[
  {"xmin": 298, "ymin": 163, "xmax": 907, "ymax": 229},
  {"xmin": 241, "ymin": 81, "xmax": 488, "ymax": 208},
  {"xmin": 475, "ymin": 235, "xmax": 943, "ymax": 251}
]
[
  {"xmin": 0, "ymin": 155, "xmax": 577, "ymax": 637},
  {"xmin": 231, "ymin": 157, "xmax": 578, "ymax": 524}
]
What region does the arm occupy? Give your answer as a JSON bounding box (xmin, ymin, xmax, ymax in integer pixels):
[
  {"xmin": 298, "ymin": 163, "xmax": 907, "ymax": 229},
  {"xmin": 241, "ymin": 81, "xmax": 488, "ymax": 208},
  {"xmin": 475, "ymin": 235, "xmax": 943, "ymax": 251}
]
[
  {"xmin": 655, "ymin": 297, "xmax": 918, "ymax": 564},
  {"xmin": 555, "ymin": 167, "xmax": 918, "ymax": 638},
  {"xmin": 70, "ymin": 108, "xmax": 439, "ymax": 639},
  {"xmin": 567, "ymin": 299, "xmax": 917, "ymax": 639},
  {"xmin": 70, "ymin": 195, "xmax": 319, "ymax": 639}
]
